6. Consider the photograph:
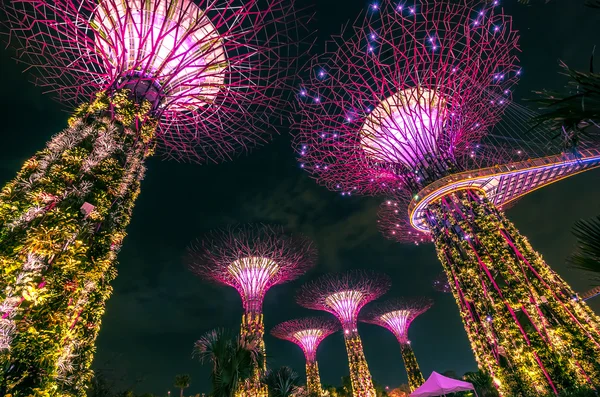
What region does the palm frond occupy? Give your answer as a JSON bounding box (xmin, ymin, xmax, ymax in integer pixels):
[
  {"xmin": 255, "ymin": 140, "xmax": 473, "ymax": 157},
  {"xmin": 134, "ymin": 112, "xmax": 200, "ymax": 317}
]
[
  {"xmin": 261, "ymin": 366, "xmax": 301, "ymax": 397},
  {"xmin": 586, "ymin": 0, "xmax": 600, "ymax": 9},
  {"xmin": 569, "ymin": 215, "xmax": 600, "ymax": 275}
]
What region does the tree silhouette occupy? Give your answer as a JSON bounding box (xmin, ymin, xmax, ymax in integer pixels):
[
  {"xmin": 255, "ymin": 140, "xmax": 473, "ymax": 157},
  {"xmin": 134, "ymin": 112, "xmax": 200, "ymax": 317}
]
[{"xmin": 174, "ymin": 374, "xmax": 191, "ymax": 397}]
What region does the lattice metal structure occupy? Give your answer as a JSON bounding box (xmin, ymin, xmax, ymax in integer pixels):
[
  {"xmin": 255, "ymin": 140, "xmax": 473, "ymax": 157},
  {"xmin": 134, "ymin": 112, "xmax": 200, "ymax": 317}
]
[
  {"xmin": 0, "ymin": 0, "xmax": 304, "ymax": 393},
  {"xmin": 271, "ymin": 317, "xmax": 339, "ymax": 396},
  {"xmin": 294, "ymin": 0, "xmax": 600, "ymax": 395},
  {"xmin": 361, "ymin": 297, "xmax": 433, "ymax": 391},
  {"xmin": 297, "ymin": 270, "xmax": 390, "ymax": 397},
  {"xmin": 189, "ymin": 224, "xmax": 316, "ymax": 397}
]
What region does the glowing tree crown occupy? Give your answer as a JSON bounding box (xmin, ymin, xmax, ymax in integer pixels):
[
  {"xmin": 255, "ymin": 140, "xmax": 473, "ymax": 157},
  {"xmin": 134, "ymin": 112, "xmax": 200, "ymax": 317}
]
[
  {"xmin": 297, "ymin": 270, "xmax": 390, "ymax": 330},
  {"xmin": 188, "ymin": 225, "xmax": 316, "ymax": 312},
  {"xmin": 361, "ymin": 297, "xmax": 433, "ymax": 344},
  {"xmin": 2, "ymin": 0, "xmax": 304, "ymax": 162},
  {"xmin": 294, "ymin": 0, "xmax": 520, "ymax": 195},
  {"xmin": 271, "ymin": 317, "xmax": 339, "ymax": 361}
]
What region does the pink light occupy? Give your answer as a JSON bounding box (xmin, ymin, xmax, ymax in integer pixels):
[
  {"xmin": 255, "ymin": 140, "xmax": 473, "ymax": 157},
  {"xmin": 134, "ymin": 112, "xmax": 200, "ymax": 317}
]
[
  {"xmin": 380, "ymin": 310, "xmax": 412, "ymax": 343},
  {"xmin": 228, "ymin": 256, "xmax": 279, "ymax": 307},
  {"xmin": 94, "ymin": 0, "xmax": 226, "ymax": 110},
  {"xmin": 325, "ymin": 290, "xmax": 364, "ymax": 325},
  {"xmin": 293, "ymin": 329, "xmax": 323, "ymax": 357},
  {"xmin": 360, "ymin": 87, "xmax": 447, "ymax": 168}
]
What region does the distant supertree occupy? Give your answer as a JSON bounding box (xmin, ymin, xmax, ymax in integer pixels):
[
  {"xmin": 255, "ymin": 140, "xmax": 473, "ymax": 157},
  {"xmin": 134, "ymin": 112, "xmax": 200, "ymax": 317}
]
[
  {"xmin": 0, "ymin": 0, "xmax": 303, "ymax": 393},
  {"xmin": 432, "ymin": 272, "xmax": 451, "ymax": 294},
  {"xmin": 297, "ymin": 270, "xmax": 390, "ymax": 397},
  {"xmin": 271, "ymin": 317, "xmax": 339, "ymax": 396},
  {"xmin": 361, "ymin": 298, "xmax": 433, "ymax": 391},
  {"xmin": 189, "ymin": 225, "xmax": 316, "ymax": 397},
  {"xmin": 294, "ymin": 0, "xmax": 600, "ymax": 394}
]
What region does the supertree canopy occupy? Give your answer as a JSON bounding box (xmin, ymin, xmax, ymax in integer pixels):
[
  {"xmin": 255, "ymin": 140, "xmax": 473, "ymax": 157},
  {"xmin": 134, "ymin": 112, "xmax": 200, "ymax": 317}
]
[
  {"xmin": 0, "ymin": 0, "xmax": 303, "ymax": 394},
  {"xmin": 297, "ymin": 270, "xmax": 390, "ymax": 397},
  {"xmin": 294, "ymin": 0, "xmax": 519, "ymax": 196},
  {"xmin": 294, "ymin": 0, "xmax": 600, "ymax": 395},
  {"xmin": 271, "ymin": 317, "xmax": 339, "ymax": 396},
  {"xmin": 189, "ymin": 225, "xmax": 317, "ymax": 397},
  {"xmin": 361, "ymin": 297, "xmax": 433, "ymax": 391}
]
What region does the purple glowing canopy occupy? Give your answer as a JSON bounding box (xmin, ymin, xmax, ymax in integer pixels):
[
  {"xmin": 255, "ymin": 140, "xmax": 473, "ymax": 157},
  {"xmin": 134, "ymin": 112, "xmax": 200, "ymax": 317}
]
[{"xmin": 410, "ymin": 372, "xmax": 475, "ymax": 397}]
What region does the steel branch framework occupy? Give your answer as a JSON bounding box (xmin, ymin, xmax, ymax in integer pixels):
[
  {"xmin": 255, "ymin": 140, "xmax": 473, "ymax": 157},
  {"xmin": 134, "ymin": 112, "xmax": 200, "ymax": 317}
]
[
  {"xmin": 361, "ymin": 297, "xmax": 433, "ymax": 391},
  {"xmin": 2, "ymin": 0, "xmax": 304, "ymax": 163},
  {"xmin": 297, "ymin": 270, "xmax": 390, "ymax": 397},
  {"xmin": 189, "ymin": 224, "xmax": 316, "ymax": 397},
  {"xmin": 294, "ymin": 0, "xmax": 600, "ymax": 394},
  {"xmin": 271, "ymin": 317, "xmax": 339, "ymax": 396},
  {"xmin": 0, "ymin": 0, "xmax": 305, "ymax": 394}
]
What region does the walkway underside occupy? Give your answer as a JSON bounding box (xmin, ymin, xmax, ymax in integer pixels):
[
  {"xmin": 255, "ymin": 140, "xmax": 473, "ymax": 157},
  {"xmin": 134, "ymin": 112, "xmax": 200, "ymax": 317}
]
[{"xmin": 410, "ymin": 148, "xmax": 600, "ymax": 233}]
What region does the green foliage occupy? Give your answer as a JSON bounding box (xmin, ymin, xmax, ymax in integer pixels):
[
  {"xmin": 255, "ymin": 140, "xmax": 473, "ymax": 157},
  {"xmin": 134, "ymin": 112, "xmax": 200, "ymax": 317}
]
[
  {"xmin": 463, "ymin": 371, "xmax": 500, "ymax": 397},
  {"xmin": 174, "ymin": 374, "xmax": 191, "ymax": 397},
  {"xmin": 0, "ymin": 90, "xmax": 156, "ymax": 396},
  {"xmin": 570, "ymin": 216, "xmax": 600, "ymax": 275},
  {"xmin": 544, "ymin": 385, "xmax": 600, "ymax": 397},
  {"xmin": 261, "ymin": 366, "xmax": 301, "ymax": 397},
  {"xmin": 194, "ymin": 328, "xmax": 264, "ymax": 397}
]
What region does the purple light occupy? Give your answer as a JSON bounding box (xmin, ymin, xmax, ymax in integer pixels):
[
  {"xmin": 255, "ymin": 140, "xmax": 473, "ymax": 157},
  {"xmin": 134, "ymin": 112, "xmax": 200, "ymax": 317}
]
[
  {"xmin": 325, "ymin": 290, "xmax": 364, "ymax": 325},
  {"xmin": 360, "ymin": 87, "xmax": 447, "ymax": 167},
  {"xmin": 94, "ymin": 0, "xmax": 226, "ymax": 111},
  {"xmin": 228, "ymin": 257, "xmax": 279, "ymax": 304}
]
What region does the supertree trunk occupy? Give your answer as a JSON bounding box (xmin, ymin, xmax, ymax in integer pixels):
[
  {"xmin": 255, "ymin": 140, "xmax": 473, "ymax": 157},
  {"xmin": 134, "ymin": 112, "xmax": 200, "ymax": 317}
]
[
  {"xmin": 305, "ymin": 359, "xmax": 322, "ymax": 396},
  {"xmin": 238, "ymin": 311, "xmax": 269, "ymax": 397},
  {"xmin": 399, "ymin": 342, "xmax": 424, "ymax": 392},
  {"xmin": 425, "ymin": 189, "xmax": 600, "ymax": 396},
  {"xmin": 344, "ymin": 330, "xmax": 376, "ymax": 397},
  {"xmin": 0, "ymin": 90, "xmax": 155, "ymax": 396}
]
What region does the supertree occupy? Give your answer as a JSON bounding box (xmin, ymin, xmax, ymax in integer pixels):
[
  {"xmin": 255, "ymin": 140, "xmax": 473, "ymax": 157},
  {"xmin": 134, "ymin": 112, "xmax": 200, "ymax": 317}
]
[
  {"xmin": 361, "ymin": 297, "xmax": 433, "ymax": 391},
  {"xmin": 297, "ymin": 270, "xmax": 390, "ymax": 397},
  {"xmin": 294, "ymin": 0, "xmax": 600, "ymax": 395},
  {"xmin": 0, "ymin": 0, "xmax": 303, "ymax": 393},
  {"xmin": 188, "ymin": 224, "xmax": 317, "ymax": 397},
  {"xmin": 271, "ymin": 317, "xmax": 339, "ymax": 396},
  {"xmin": 432, "ymin": 272, "xmax": 451, "ymax": 294}
]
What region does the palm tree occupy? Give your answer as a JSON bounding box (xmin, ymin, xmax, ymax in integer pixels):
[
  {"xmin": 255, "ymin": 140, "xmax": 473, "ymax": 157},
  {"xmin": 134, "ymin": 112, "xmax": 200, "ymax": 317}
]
[
  {"xmin": 463, "ymin": 371, "xmax": 500, "ymax": 397},
  {"xmin": 261, "ymin": 366, "xmax": 301, "ymax": 397},
  {"xmin": 570, "ymin": 216, "xmax": 600, "ymax": 276},
  {"xmin": 174, "ymin": 374, "xmax": 191, "ymax": 397},
  {"xmin": 194, "ymin": 328, "xmax": 264, "ymax": 397}
]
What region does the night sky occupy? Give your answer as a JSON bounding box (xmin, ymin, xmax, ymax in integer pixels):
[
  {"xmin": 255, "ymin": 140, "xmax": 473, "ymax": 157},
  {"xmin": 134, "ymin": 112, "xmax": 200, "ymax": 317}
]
[{"xmin": 1, "ymin": 0, "xmax": 600, "ymax": 395}]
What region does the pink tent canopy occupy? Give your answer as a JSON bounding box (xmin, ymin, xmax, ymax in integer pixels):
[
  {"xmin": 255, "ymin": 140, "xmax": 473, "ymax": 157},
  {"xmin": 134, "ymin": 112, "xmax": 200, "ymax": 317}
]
[{"xmin": 410, "ymin": 371, "xmax": 476, "ymax": 397}]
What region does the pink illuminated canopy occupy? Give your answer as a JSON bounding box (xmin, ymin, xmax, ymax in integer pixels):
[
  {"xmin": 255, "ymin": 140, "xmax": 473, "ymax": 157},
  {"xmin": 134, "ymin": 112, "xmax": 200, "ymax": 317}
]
[
  {"xmin": 362, "ymin": 297, "xmax": 433, "ymax": 344},
  {"xmin": 271, "ymin": 317, "xmax": 338, "ymax": 361},
  {"xmin": 360, "ymin": 87, "xmax": 447, "ymax": 168},
  {"xmin": 297, "ymin": 270, "xmax": 390, "ymax": 331},
  {"xmin": 189, "ymin": 225, "xmax": 316, "ymax": 313},
  {"xmin": 93, "ymin": 0, "xmax": 227, "ymax": 111},
  {"xmin": 227, "ymin": 256, "xmax": 279, "ymax": 308}
]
